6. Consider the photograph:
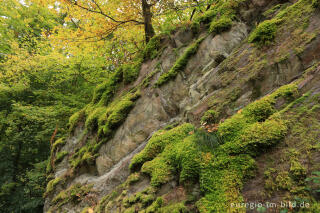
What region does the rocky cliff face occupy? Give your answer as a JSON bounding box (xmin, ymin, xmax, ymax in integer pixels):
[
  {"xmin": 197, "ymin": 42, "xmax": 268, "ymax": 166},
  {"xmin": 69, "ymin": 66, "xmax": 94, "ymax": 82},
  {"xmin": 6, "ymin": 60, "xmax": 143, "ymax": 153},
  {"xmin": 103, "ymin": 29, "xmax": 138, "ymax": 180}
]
[{"xmin": 45, "ymin": 0, "xmax": 320, "ymax": 212}]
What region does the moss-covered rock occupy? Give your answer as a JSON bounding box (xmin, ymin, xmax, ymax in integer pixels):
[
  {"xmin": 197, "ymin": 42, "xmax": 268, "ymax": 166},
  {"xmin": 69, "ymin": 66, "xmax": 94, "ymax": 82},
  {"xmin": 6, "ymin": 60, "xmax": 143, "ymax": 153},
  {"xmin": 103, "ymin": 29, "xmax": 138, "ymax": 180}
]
[
  {"xmin": 44, "ymin": 177, "xmax": 64, "ymax": 197},
  {"xmin": 201, "ymin": 109, "xmax": 219, "ymax": 124},
  {"xmin": 209, "ymin": 16, "xmax": 233, "ymax": 34},
  {"xmin": 248, "ymin": 19, "xmax": 278, "ymax": 46},
  {"xmin": 70, "ymin": 90, "xmax": 140, "ymax": 169},
  {"xmin": 127, "ymin": 83, "xmax": 301, "ymax": 212},
  {"xmin": 51, "ymin": 183, "xmax": 93, "ymax": 209},
  {"xmin": 130, "ymin": 123, "xmax": 195, "ymax": 172},
  {"xmin": 143, "ymin": 35, "xmax": 162, "ymax": 60},
  {"xmin": 54, "ymin": 151, "xmax": 68, "ymax": 164},
  {"xmin": 155, "ymin": 37, "xmax": 205, "ymax": 87}
]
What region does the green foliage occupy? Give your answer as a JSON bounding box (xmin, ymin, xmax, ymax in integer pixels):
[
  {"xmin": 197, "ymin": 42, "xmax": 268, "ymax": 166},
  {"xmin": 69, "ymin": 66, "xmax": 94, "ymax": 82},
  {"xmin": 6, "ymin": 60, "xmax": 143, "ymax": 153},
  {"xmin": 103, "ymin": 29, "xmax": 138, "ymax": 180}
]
[
  {"xmin": 248, "ymin": 19, "xmax": 278, "ymax": 46},
  {"xmin": 0, "ymin": 160, "xmax": 48, "ymax": 213},
  {"xmin": 209, "ymin": 16, "xmax": 233, "ymax": 34},
  {"xmin": 0, "ymin": 2, "xmax": 92, "ymax": 211},
  {"xmin": 155, "ymin": 37, "xmax": 204, "ymax": 86}
]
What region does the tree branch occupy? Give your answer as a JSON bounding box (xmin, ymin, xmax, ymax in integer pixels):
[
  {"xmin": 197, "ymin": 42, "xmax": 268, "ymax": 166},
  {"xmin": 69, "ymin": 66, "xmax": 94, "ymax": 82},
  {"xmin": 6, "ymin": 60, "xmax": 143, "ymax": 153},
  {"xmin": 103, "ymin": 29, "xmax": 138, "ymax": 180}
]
[{"xmin": 67, "ymin": 0, "xmax": 144, "ymax": 25}]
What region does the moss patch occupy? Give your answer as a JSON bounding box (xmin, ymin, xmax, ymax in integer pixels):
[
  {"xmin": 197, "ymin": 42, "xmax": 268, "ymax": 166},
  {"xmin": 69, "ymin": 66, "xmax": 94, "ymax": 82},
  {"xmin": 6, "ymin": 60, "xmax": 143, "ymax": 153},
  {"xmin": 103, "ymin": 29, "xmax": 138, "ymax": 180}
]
[
  {"xmin": 201, "ymin": 109, "xmax": 219, "ymax": 124},
  {"xmin": 69, "ymin": 89, "xmax": 140, "ymax": 169},
  {"xmin": 51, "ymin": 183, "xmax": 93, "ymax": 209},
  {"xmin": 248, "ymin": 19, "xmax": 278, "ymax": 46},
  {"xmin": 209, "ymin": 16, "xmax": 233, "ymax": 34},
  {"xmin": 155, "ymin": 37, "xmax": 205, "ymax": 87},
  {"xmin": 54, "ymin": 151, "xmax": 68, "ymax": 164},
  {"xmin": 143, "ymin": 35, "xmax": 162, "ymax": 60},
  {"xmin": 44, "ymin": 177, "xmax": 64, "ymax": 197},
  {"xmin": 130, "ymin": 123, "xmax": 195, "ymax": 172}
]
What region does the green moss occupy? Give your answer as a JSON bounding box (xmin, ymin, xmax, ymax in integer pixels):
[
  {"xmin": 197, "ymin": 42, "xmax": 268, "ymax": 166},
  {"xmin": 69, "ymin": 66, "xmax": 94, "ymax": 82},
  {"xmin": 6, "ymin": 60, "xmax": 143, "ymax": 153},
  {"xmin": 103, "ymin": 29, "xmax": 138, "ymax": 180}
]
[
  {"xmin": 275, "ymin": 171, "xmax": 294, "ymax": 190},
  {"xmin": 209, "ymin": 16, "xmax": 232, "ymax": 34},
  {"xmin": 143, "ymin": 35, "xmax": 162, "ymax": 60},
  {"xmin": 92, "ymin": 68, "xmax": 123, "ymax": 105},
  {"xmin": 248, "ymin": 19, "xmax": 278, "ymax": 46},
  {"xmin": 126, "ymin": 172, "xmax": 140, "ymax": 185},
  {"xmin": 201, "ymin": 109, "xmax": 219, "ymax": 124},
  {"xmin": 194, "ymin": 8, "xmax": 216, "ymax": 24},
  {"xmin": 68, "ymin": 109, "xmax": 85, "ymax": 133},
  {"xmin": 264, "ymin": 168, "xmax": 277, "ymax": 191},
  {"xmin": 193, "ymin": 0, "xmax": 242, "ymax": 27},
  {"xmin": 290, "ymin": 160, "xmax": 307, "ymax": 181},
  {"xmin": 44, "ymin": 177, "xmax": 63, "ymax": 197},
  {"xmin": 155, "ymin": 37, "xmax": 205, "ymax": 87},
  {"xmin": 158, "ymin": 202, "xmax": 187, "ymax": 213},
  {"xmin": 122, "ymin": 60, "xmax": 142, "ymax": 84},
  {"xmin": 169, "ymin": 133, "xmax": 202, "ymax": 183},
  {"xmin": 94, "ymin": 183, "xmax": 126, "ymax": 213},
  {"xmin": 218, "ymin": 84, "xmax": 297, "ymax": 142},
  {"xmin": 70, "ymin": 90, "xmax": 140, "ymax": 169},
  {"xmin": 47, "ymin": 138, "xmax": 67, "ymax": 174},
  {"xmin": 52, "ymin": 183, "xmax": 93, "ymax": 208},
  {"xmin": 141, "ymin": 156, "xmax": 173, "ymax": 187},
  {"xmin": 46, "ymin": 160, "xmax": 52, "ymax": 174},
  {"xmin": 146, "ymin": 197, "xmax": 163, "ymax": 213},
  {"xmin": 52, "ymin": 138, "xmax": 66, "ymax": 153},
  {"xmin": 141, "ymin": 194, "xmax": 155, "ymax": 207},
  {"xmin": 263, "ymin": 3, "xmax": 291, "ymax": 18},
  {"xmin": 54, "ymin": 151, "xmax": 68, "ymax": 164},
  {"xmin": 128, "ymin": 83, "xmax": 303, "ymax": 212},
  {"xmin": 130, "ymin": 123, "xmax": 195, "ymax": 172}
]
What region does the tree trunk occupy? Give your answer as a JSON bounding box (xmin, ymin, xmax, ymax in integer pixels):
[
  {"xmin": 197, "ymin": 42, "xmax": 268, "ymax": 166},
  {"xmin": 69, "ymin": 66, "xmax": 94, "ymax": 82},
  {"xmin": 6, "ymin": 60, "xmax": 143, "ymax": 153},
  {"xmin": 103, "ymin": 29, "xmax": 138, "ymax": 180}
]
[{"xmin": 142, "ymin": 0, "xmax": 155, "ymax": 43}]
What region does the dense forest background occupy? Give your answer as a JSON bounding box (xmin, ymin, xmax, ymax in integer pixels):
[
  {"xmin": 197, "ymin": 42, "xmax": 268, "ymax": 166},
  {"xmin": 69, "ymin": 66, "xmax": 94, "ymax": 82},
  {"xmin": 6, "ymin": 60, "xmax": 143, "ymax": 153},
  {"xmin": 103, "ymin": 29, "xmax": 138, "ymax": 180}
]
[{"xmin": 0, "ymin": 0, "xmax": 212, "ymax": 212}]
